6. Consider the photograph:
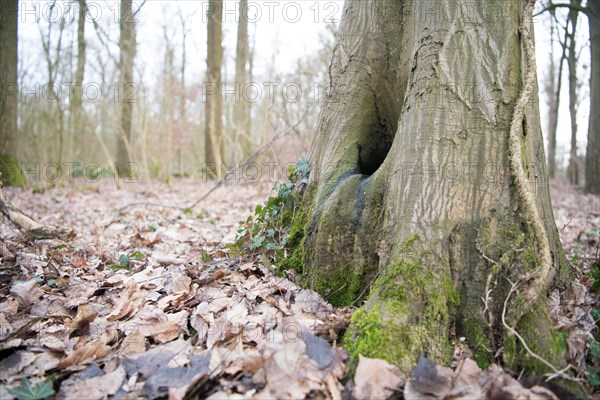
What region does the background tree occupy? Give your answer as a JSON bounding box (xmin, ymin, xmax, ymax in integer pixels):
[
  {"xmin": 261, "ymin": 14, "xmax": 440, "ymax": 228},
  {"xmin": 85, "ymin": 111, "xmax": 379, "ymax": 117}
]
[
  {"xmin": 287, "ymin": 0, "xmax": 573, "ymax": 377},
  {"xmin": 116, "ymin": 0, "xmax": 137, "ymax": 177},
  {"xmin": 0, "ymin": 0, "xmax": 23, "ymax": 186},
  {"xmin": 567, "ymin": 0, "xmax": 582, "ymax": 184},
  {"xmin": 205, "ymin": 0, "xmax": 224, "ymax": 171},
  {"xmin": 70, "ymin": 0, "xmax": 87, "ymax": 162},
  {"xmin": 544, "ymin": 8, "xmax": 569, "ymax": 179},
  {"xmin": 233, "ymin": 0, "xmax": 251, "ymax": 161},
  {"xmin": 585, "ymin": 0, "xmax": 599, "ymax": 193}
]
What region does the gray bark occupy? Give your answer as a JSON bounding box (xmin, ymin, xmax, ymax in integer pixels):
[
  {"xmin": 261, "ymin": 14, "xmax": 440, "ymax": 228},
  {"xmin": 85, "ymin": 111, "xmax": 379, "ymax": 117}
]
[
  {"xmin": 567, "ymin": 0, "xmax": 581, "ymax": 185},
  {"xmin": 205, "ymin": 0, "xmax": 224, "ymax": 168},
  {"xmin": 116, "ymin": 0, "xmax": 137, "ymax": 177},
  {"xmin": 234, "ymin": 0, "xmax": 251, "ymax": 160}
]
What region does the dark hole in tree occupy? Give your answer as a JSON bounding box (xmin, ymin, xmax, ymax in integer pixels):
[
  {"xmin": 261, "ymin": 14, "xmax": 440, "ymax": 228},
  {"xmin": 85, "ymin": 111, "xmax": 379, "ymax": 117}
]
[{"xmin": 357, "ymin": 125, "xmax": 394, "ymax": 176}]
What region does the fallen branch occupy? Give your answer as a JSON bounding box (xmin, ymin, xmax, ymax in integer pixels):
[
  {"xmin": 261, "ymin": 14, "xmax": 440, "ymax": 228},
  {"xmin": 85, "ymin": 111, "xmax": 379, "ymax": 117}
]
[{"xmin": 0, "ymin": 183, "xmax": 72, "ymax": 240}]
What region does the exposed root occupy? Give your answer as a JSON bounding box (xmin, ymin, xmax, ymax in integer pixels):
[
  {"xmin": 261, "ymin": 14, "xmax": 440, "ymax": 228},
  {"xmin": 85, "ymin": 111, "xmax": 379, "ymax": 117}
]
[
  {"xmin": 507, "ymin": 0, "xmax": 554, "ymax": 311},
  {"xmin": 502, "ymin": 279, "xmax": 582, "ymax": 384}
]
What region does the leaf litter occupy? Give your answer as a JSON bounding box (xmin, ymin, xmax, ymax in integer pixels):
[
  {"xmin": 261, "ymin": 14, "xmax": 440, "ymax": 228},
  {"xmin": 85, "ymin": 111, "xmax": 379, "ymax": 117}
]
[{"xmin": 0, "ymin": 179, "xmax": 598, "ymax": 399}]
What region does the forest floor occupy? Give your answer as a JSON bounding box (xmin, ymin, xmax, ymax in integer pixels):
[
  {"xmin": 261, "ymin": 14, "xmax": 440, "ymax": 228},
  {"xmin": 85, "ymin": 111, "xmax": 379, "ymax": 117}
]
[{"xmin": 0, "ymin": 178, "xmax": 598, "ymax": 399}]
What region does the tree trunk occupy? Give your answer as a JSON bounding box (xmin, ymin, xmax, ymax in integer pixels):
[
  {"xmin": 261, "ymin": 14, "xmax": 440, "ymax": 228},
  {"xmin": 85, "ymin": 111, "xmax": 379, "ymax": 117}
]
[
  {"xmin": 547, "ymin": 14, "xmax": 569, "ymax": 179},
  {"xmin": 290, "ymin": 0, "xmax": 572, "ymax": 376},
  {"xmin": 205, "ymin": 0, "xmax": 224, "ymax": 170},
  {"xmin": 585, "ymin": 0, "xmax": 600, "ymax": 193},
  {"xmin": 0, "ymin": 0, "xmax": 24, "ymax": 186},
  {"xmin": 116, "ymin": 0, "xmax": 137, "ymax": 177},
  {"xmin": 567, "ymin": 0, "xmax": 581, "ymax": 185},
  {"xmin": 70, "ymin": 0, "xmax": 87, "ymax": 162},
  {"xmin": 234, "ymin": 0, "xmax": 251, "ymax": 160}
]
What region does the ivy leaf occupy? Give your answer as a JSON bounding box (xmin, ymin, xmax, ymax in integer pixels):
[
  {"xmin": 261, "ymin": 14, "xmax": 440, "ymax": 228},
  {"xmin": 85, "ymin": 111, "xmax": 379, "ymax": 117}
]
[
  {"xmin": 295, "ymin": 157, "xmax": 310, "ymax": 178},
  {"xmin": 7, "ymin": 378, "xmax": 55, "ymax": 400},
  {"xmin": 587, "ymin": 365, "xmax": 600, "ymax": 386},
  {"xmin": 591, "ymin": 340, "xmax": 600, "ymax": 358},
  {"xmin": 250, "ymin": 235, "xmax": 266, "ymax": 250}
]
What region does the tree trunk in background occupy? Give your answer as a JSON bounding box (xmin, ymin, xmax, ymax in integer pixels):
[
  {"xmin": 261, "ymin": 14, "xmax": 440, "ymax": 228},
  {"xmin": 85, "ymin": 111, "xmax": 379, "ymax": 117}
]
[
  {"xmin": 116, "ymin": 0, "xmax": 137, "ymax": 177},
  {"xmin": 71, "ymin": 0, "xmax": 87, "ymax": 161},
  {"xmin": 586, "ymin": 0, "xmax": 600, "ymax": 193},
  {"xmin": 290, "ymin": 0, "xmax": 571, "ymax": 377},
  {"xmin": 567, "ymin": 0, "xmax": 581, "ymax": 185},
  {"xmin": 0, "ymin": 0, "xmax": 24, "ymax": 186},
  {"xmin": 547, "ymin": 15, "xmax": 569, "ymax": 179},
  {"xmin": 234, "ymin": 0, "xmax": 251, "ymax": 160},
  {"xmin": 205, "ymin": 0, "xmax": 224, "ymax": 171}
]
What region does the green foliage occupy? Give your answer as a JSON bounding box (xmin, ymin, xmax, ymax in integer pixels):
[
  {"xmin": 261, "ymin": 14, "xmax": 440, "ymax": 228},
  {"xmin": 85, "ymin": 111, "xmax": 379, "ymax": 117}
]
[
  {"xmin": 108, "ymin": 253, "xmax": 132, "ymax": 270},
  {"xmin": 235, "ymin": 157, "xmax": 309, "ymax": 257},
  {"xmin": 7, "ymin": 378, "xmax": 55, "ymax": 400}
]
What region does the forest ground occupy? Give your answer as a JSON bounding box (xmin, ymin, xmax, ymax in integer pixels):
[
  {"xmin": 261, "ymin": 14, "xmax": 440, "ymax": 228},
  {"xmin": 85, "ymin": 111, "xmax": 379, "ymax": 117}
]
[{"xmin": 0, "ymin": 178, "xmax": 598, "ymax": 399}]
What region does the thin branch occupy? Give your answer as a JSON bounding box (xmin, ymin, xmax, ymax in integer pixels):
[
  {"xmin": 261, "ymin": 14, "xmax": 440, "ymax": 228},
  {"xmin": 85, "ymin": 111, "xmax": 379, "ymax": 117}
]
[{"xmin": 534, "ymin": 3, "xmax": 593, "ymax": 18}]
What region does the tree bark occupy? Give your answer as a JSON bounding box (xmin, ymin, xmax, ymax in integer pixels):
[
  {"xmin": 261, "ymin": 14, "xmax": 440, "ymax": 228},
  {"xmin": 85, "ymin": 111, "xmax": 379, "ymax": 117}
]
[
  {"xmin": 233, "ymin": 0, "xmax": 251, "ymax": 161},
  {"xmin": 547, "ymin": 13, "xmax": 569, "ymax": 179},
  {"xmin": 585, "ymin": 0, "xmax": 600, "ymax": 193},
  {"xmin": 0, "ymin": 0, "xmax": 24, "ymax": 186},
  {"xmin": 290, "ymin": 0, "xmax": 572, "ymax": 376},
  {"xmin": 116, "ymin": 0, "xmax": 137, "ymax": 177},
  {"xmin": 567, "ymin": 0, "xmax": 581, "ymax": 185},
  {"xmin": 205, "ymin": 0, "xmax": 224, "ymax": 170},
  {"xmin": 70, "ymin": 0, "xmax": 87, "ymax": 162}
]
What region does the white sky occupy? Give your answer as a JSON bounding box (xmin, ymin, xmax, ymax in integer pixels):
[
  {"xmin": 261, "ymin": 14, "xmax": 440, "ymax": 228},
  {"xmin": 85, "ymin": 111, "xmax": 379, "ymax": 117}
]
[{"xmin": 16, "ymin": 0, "xmax": 591, "ymax": 166}]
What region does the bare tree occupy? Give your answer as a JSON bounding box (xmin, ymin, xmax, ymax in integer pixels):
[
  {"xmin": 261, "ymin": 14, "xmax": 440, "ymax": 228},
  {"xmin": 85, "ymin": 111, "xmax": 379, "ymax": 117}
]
[
  {"xmin": 567, "ymin": 0, "xmax": 582, "ymax": 184},
  {"xmin": 233, "ymin": 0, "xmax": 251, "ymax": 160},
  {"xmin": 205, "ymin": 0, "xmax": 224, "ymax": 172},
  {"xmin": 0, "ymin": 0, "xmax": 23, "ymax": 186},
  {"xmin": 116, "ymin": 0, "xmax": 137, "ymax": 177},
  {"xmin": 70, "ymin": 0, "xmax": 87, "ymax": 162}
]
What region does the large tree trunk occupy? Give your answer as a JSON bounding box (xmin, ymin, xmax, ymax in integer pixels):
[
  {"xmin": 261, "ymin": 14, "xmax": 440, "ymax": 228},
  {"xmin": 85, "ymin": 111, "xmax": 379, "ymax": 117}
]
[
  {"xmin": 585, "ymin": 0, "xmax": 600, "ymax": 194},
  {"xmin": 0, "ymin": 0, "xmax": 24, "ymax": 186},
  {"xmin": 290, "ymin": 0, "xmax": 571, "ymax": 376},
  {"xmin": 116, "ymin": 0, "xmax": 137, "ymax": 177},
  {"xmin": 205, "ymin": 0, "xmax": 224, "ymax": 169},
  {"xmin": 233, "ymin": 0, "xmax": 251, "ymax": 160},
  {"xmin": 567, "ymin": 0, "xmax": 581, "ymax": 185}
]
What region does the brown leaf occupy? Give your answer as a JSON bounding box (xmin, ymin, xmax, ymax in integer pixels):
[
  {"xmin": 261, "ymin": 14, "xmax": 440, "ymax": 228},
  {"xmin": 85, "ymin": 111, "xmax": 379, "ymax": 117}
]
[
  {"xmin": 353, "ymin": 355, "xmax": 405, "ymax": 399},
  {"xmin": 57, "ymin": 343, "xmax": 111, "ymax": 369}
]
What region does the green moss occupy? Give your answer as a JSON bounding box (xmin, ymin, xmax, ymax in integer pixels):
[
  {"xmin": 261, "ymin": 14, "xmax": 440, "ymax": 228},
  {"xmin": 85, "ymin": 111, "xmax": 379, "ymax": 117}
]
[
  {"xmin": 343, "ymin": 236, "xmax": 458, "ymax": 374},
  {"xmin": 0, "ymin": 154, "xmax": 25, "ymax": 186},
  {"xmin": 502, "ymin": 298, "xmax": 566, "ymax": 375}
]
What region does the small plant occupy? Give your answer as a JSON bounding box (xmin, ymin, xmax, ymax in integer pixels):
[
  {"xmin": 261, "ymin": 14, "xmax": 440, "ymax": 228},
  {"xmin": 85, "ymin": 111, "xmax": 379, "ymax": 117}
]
[
  {"xmin": 7, "ymin": 378, "xmax": 55, "ymax": 400},
  {"xmin": 235, "ymin": 157, "xmax": 309, "ymax": 257}
]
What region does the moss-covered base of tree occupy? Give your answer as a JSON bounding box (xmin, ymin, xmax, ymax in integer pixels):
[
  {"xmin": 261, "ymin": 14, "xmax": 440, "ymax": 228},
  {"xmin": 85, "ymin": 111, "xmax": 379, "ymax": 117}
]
[
  {"xmin": 343, "ymin": 235, "xmax": 459, "ymax": 373},
  {"xmin": 0, "ymin": 154, "xmax": 25, "ymax": 186}
]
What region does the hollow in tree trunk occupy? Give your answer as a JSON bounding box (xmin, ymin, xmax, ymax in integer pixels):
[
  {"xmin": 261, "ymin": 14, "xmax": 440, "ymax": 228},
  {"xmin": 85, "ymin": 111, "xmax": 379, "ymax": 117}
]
[{"xmin": 288, "ymin": 0, "xmax": 572, "ymax": 377}]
